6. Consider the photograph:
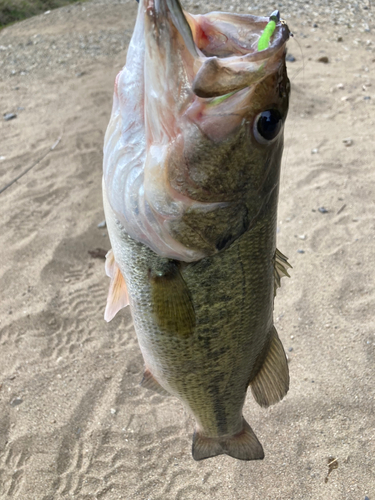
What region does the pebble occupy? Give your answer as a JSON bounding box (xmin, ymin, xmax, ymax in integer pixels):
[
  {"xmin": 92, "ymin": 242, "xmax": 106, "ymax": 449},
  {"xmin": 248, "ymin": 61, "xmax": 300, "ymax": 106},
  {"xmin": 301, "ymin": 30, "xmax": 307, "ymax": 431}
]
[
  {"xmin": 318, "ymin": 56, "xmax": 329, "ymax": 63},
  {"xmin": 10, "ymin": 397, "xmax": 23, "ymax": 406},
  {"xmin": 286, "ymin": 53, "xmax": 296, "ymax": 62},
  {"xmin": 97, "ymin": 220, "xmax": 107, "ymax": 228},
  {"xmin": 3, "ymin": 112, "xmax": 17, "ymax": 121},
  {"xmin": 343, "ymin": 138, "xmax": 353, "ymax": 147},
  {"xmin": 297, "ymin": 249, "xmax": 305, "ymax": 254},
  {"xmin": 318, "ymin": 207, "xmax": 328, "ymax": 214},
  {"xmin": 311, "ymin": 148, "xmax": 319, "ymax": 154}
]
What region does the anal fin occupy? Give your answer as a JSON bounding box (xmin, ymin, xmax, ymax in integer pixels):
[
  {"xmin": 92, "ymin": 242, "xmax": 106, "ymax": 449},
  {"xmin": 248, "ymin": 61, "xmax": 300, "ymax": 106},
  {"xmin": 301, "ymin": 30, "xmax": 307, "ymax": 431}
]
[
  {"xmin": 192, "ymin": 418, "xmax": 264, "ymax": 461},
  {"xmin": 250, "ymin": 326, "xmax": 289, "ymax": 408},
  {"xmin": 104, "ymin": 249, "xmax": 129, "ymax": 322},
  {"xmin": 140, "ymin": 369, "xmax": 170, "ymax": 396}
]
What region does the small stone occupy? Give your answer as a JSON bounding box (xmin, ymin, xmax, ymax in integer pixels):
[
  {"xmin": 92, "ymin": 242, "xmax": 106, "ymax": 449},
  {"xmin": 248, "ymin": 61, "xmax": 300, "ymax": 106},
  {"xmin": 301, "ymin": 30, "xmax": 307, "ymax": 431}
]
[
  {"xmin": 110, "ymin": 408, "xmax": 117, "ymax": 415},
  {"xmin": 297, "ymin": 249, "xmax": 305, "ymax": 254},
  {"xmin": 312, "ymin": 23, "xmax": 318, "ymax": 28},
  {"xmin": 311, "ymin": 148, "xmax": 319, "ymax": 154},
  {"xmin": 10, "ymin": 397, "xmax": 23, "ymax": 406},
  {"xmin": 298, "ymin": 234, "xmax": 306, "ymax": 240},
  {"xmin": 286, "ymin": 53, "xmax": 296, "ymax": 62},
  {"xmin": 337, "ymin": 83, "xmax": 344, "ymax": 89},
  {"xmin": 318, "ymin": 56, "xmax": 329, "ymax": 63},
  {"xmin": 97, "ymin": 220, "xmax": 106, "ymax": 228},
  {"xmin": 364, "ymin": 96, "xmax": 371, "ymax": 100},
  {"xmin": 343, "ymin": 138, "xmax": 353, "ymax": 146},
  {"xmin": 288, "ymin": 347, "xmax": 293, "ymax": 352},
  {"xmin": 3, "ymin": 113, "xmax": 17, "ymax": 121},
  {"xmin": 318, "ymin": 207, "xmax": 328, "ymax": 214},
  {"xmin": 337, "ymin": 36, "xmax": 343, "ymax": 42}
]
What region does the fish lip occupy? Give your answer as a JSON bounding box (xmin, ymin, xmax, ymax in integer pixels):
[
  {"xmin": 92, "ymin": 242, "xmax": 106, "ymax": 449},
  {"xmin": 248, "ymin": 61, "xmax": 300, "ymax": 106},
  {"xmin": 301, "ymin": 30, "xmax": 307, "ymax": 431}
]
[{"xmin": 144, "ymin": 0, "xmax": 198, "ymax": 57}]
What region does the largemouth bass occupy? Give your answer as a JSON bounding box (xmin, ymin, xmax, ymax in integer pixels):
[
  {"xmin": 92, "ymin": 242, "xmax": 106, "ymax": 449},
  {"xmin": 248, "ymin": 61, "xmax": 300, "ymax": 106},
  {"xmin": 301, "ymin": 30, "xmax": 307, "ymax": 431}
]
[{"xmin": 103, "ymin": 0, "xmax": 291, "ymax": 461}]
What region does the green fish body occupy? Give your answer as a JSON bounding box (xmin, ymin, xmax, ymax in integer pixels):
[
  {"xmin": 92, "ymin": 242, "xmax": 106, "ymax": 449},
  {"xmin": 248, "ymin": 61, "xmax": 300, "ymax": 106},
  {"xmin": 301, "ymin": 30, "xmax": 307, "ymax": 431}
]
[{"xmin": 103, "ymin": 0, "xmax": 291, "ymax": 460}]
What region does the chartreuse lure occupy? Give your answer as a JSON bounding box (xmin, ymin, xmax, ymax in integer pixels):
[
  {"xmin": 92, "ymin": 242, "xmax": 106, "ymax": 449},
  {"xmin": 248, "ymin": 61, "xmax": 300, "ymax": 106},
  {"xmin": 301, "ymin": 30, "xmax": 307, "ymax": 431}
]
[{"xmin": 258, "ymin": 10, "xmax": 280, "ymax": 51}]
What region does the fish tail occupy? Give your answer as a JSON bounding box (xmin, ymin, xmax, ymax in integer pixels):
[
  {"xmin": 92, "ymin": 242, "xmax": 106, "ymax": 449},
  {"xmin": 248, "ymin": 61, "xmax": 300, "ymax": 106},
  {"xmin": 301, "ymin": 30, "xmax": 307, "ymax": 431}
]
[{"xmin": 192, "ymin": 419, "xmax": 264, "ymax": 461}]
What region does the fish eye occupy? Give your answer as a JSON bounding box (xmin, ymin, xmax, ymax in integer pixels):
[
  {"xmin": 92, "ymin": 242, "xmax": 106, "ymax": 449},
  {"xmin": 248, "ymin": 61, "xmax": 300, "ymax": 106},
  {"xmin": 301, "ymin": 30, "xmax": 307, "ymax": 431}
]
[{"xmin": 253, "ymin": 109, "xmax": 283, "ymax": 144}]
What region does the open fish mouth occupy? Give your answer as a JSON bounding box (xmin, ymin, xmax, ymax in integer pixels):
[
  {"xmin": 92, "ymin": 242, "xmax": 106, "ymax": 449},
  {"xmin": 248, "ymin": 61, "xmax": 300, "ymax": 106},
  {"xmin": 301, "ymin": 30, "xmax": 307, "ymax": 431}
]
[
  {"xmin": 103, "ymin": 0, "xmax": 290, "ymax": 261},
  {"xmin": 143, "ymin": 0, "xmax": 290, "ymax": 98}
]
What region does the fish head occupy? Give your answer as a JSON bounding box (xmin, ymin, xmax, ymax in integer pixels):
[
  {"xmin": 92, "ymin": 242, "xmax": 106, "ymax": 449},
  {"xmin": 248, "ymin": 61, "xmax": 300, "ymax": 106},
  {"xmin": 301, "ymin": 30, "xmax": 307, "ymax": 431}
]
[{"xmin": 103, "ymin": 0, "xmax": 290, "ymax": 261}]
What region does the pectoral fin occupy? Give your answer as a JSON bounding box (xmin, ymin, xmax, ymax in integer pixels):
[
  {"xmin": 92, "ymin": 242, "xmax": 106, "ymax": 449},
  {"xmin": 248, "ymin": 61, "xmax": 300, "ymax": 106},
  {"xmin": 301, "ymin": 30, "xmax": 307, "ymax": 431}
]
[
  {"xmin": 104, "ymin": 249, "xmax": 129, "ymax": 322},
  {"xmin": 149, "ymin": 261, "xmax": 195, "ymax": 338},
  {"xmin": 192, "ymin": 418, "xmax": 264, "ymax": 461},
  {"xmin": 250, "ymin": 326, "xmax": 289, "ymax": 408},
  {"xmin": 273, "ymin": 247, "xmax": 292, "ymax": 296}
]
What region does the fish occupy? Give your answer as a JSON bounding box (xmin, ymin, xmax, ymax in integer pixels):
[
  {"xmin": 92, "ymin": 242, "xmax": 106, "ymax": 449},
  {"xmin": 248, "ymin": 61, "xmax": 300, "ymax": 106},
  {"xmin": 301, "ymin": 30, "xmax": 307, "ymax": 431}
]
[{"xmin": 102, "ymin": 0, "xmax": 291, "ymax": 461}]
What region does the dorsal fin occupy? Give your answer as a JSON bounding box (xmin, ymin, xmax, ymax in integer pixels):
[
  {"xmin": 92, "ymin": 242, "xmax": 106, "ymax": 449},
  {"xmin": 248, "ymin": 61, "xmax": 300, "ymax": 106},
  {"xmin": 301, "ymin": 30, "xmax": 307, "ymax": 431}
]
[
  {"xmin": 273, "ymin": 248, "xmax": 292, "ymax": 296},
  {"xmin": 104, "ymin": 249, "xmax": 129, "ymax": 322}
]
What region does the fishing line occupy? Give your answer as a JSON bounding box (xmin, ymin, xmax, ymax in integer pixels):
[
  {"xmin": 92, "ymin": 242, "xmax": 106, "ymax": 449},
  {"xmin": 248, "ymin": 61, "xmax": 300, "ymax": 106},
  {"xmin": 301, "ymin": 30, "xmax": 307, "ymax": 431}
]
[
  {"xmin": 280, "ymin": 25, "xmax": 305, "ymax": 189},
  {"xmin": 0, "ymin": 137, "xmax": 61, "ymax": 195}
]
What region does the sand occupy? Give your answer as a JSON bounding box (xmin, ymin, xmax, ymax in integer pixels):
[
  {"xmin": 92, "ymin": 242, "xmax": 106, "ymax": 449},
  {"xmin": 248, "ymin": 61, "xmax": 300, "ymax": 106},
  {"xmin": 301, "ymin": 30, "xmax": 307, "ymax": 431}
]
[{"xmin": 0, "ymin": 0, "xmax": 374, "ymax": 498}]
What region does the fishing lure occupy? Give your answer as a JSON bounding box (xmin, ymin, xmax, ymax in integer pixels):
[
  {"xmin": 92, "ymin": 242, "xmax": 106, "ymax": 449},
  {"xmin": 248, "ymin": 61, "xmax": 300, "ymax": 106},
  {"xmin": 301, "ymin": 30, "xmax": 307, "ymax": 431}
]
[{"xmin": 258, "ymin": 10, "xmax": 280, "ymax": 51}]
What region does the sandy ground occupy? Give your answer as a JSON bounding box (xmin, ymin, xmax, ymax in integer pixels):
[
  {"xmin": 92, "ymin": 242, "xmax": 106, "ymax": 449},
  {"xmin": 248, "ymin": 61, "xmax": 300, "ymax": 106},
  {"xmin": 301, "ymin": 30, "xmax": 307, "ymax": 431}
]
[{"xmin": 0, "ymin": 0, "xmax": 374, "ymax": 498}]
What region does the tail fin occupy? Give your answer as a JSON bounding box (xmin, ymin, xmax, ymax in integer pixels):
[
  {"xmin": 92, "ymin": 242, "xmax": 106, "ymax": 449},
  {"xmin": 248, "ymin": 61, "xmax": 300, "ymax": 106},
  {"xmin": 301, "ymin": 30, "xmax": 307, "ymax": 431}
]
[{"xmin": 192, "ymin": 419, "xmax": 264, "ymax": 461}]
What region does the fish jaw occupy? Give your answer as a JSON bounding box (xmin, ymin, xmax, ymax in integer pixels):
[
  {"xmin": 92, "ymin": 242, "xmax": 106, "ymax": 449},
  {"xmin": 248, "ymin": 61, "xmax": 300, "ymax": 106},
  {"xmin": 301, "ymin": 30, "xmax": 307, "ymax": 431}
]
[{"xmin": 103, "ymin": 0, "xmax": 290, "ymax": 261}]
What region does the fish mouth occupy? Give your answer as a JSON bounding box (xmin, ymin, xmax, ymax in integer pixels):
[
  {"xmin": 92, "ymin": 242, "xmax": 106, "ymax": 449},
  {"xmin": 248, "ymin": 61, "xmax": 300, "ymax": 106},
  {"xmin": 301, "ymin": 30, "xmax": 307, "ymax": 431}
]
[{"xmin": 143, "ymin": 0, "xmax": 290, "ymax": 99}]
